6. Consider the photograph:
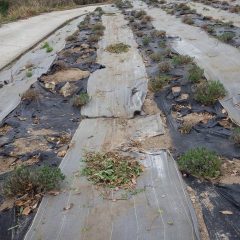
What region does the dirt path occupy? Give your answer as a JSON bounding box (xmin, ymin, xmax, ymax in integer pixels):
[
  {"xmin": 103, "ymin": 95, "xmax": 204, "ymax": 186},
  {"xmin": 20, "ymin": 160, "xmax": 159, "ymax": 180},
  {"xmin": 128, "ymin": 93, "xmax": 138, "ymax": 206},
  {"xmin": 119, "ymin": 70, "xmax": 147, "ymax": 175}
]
[
  {"xmin": 24, "ymin": 8, "xmax": 199, "ymax": 240},
  {"xmin": 132, "ymin": 0, "xmax": 240, "ymax": 125}
]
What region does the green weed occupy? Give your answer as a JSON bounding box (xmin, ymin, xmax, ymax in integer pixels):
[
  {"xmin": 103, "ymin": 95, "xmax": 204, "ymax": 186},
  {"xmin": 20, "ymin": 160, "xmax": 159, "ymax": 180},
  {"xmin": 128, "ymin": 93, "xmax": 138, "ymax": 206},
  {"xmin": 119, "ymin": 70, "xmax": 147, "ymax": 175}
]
[{"xmin": 188, "ymin": 64, "xmax": 204, "ymax": 83}]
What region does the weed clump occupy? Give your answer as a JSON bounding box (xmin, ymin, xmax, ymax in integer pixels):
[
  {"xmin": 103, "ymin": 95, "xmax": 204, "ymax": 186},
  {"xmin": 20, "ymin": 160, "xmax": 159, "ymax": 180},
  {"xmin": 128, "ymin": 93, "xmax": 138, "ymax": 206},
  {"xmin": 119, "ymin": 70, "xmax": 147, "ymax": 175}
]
[
  {"xmin": 188, "ymin": 64, "xmax": 204, "ymax": 83},
  {"xmin": 26, "ymin": 69, "xmax": 33, "ymax": 78},
  {"xmin": 106, "ymin": 43, "xmax": 130, "ymax": 53},
  {"xmin": 65, "ymin": 30, "xmax": 79, "ymax": 41},
  {"xmin": 195, "ymin": 80, "xmax": 226, "ymax": 105},
  {"xmin": 3, "ymin": 166, "xmax": 65, "ymax": 197},
  {"xmin": 72, "ymin": 93, "xmax": 90, "ymax": 107},
  {"xmin": 81, "ymin": 152, "xmax": 143, "ymax": 188},
  {"xmin": 179, "ymin": 122, "xmax": 193, "ymax": 134},
  {"xmin": 149, "ymin": 75, "xmax": 171, "ymax": 92},
  {"xmin": 135, "ymin": 10, "xmax": 146, "ymax": 18},
  {"xmin": 178, "ymin": 148, "xmax": 221, "ymax": 178}
]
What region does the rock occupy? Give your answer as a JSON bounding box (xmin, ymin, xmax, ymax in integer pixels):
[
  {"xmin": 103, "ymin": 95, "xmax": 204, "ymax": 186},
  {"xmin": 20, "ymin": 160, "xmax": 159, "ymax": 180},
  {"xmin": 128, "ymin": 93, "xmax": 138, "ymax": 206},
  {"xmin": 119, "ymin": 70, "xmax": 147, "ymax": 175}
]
[
  {"xmin": 172, "ymin": 86, "xmax": 181, "ymax": 97},
  {"xmin": 45, "ymin": 81, "xmax": 56, "ymax": 91},
  {"xmin": 57, "ymin": 150, "xmax": 67, "ymax": 158},
  {"xmin": 60, "ymin": 82, "xmax": 78, "ymax": 97}
]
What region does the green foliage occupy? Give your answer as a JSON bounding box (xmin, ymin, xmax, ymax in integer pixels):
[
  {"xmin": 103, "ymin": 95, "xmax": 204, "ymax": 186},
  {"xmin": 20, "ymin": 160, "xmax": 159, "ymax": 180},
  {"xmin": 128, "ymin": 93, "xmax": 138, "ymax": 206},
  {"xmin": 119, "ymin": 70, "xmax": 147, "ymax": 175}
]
[
  {"xmin": 195, "ymin": 80, "xmax": 226, "ymax": 105},
  {"xmin": 149, "ymin": 52, "xmax": 162, "ymax": 62},
  {"xmin": 231, "ymin": 127, "xmax": 240, "ymax": 145},
  {"xmin": 142, "ymin": 36, "xmax": 151, "ymax": 46},
  {"xmin": 149, "ymin": 75, "xmax": 171, "ymax": 92},
  {"xmin": 106, "ymin": 43, "xmax": 130, "ymax": 53},
  {"xmin": 26, "ymin": 69, "xmax": 33, "ymax": 78},
  {"xmin": 3, "ymin": 166, "xmax": 65, "ymax": 197},
  {"xmin": 178, "ymin": 148, "xmax": 221, "ymax": 178},
  {"xmin": 82, "ymin": 152, "xmax": 143, "ymax": 188},
  {"xmin": 188, "ymin": 64, "xmax": 204, "ymax": 83},
  {"xmin": 217, "ymin": 32, "xmax": 235, "ymax": 42},
  {"xmin": 41, "ymin": 42, "xmax": 53, "ymax": 53},
  {"xmin": 172, "ymin": 54, "xmax": 192, "ymax": 65},
  {"xmin": 0, "ymin": 0, "xmax": 9, "ymax": 15},
  {"xmin": 72, "ymin": 93, "xmax": 90, "ymax": 107}
]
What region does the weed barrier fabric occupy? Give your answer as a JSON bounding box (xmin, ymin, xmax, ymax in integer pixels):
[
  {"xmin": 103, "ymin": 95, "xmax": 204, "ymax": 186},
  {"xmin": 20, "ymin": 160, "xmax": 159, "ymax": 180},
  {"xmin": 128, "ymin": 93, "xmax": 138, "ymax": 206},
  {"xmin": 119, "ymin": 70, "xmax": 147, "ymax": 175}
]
[
  {"xmin": 132, "ymin": 0, "xmax": 240, "ymax": 126},
  {"xmin": 0, "ymin": 10, "xmax": 107, "ymax": 240},
  {"xmin": 186, "ymin": 178, "xmax": 240, "ymax": 239}
]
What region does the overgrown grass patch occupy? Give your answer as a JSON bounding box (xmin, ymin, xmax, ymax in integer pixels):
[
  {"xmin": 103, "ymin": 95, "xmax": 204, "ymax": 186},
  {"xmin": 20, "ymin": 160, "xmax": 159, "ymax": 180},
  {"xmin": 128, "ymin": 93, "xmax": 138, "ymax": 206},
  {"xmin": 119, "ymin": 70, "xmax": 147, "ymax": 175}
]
[
  {"xmin": 106, "ymin": 43, "xmax": 130, "ymax": 53},
  {"xmin": 81, "ymin": 152, "xmax": 143, "ymax": 188},
  {"xmin": 195, "ymin": 80, "xmax": 226, "ymax": 105},
  {"xmin": 149, "ymin": 52, "xmax": 162, "ymax": 62},
  {"xmin": 142, "ymin": 36, "xmax": 151, "ymax": 46},
  {"xmin": 178, "ymin": 148, "xmax": 221, "ymax": 178},
  {"xmin": 3, "ymin": 166, "xmax": 65, "ymax": 197}
]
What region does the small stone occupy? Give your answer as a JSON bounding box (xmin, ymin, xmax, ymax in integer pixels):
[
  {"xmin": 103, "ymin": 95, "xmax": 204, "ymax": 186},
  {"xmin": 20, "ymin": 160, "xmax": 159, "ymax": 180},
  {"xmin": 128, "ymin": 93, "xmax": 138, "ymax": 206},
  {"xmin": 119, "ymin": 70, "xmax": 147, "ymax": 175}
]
[{"xmin": 172, "ymin": 86, "xmax": 181, "ymax": 97}]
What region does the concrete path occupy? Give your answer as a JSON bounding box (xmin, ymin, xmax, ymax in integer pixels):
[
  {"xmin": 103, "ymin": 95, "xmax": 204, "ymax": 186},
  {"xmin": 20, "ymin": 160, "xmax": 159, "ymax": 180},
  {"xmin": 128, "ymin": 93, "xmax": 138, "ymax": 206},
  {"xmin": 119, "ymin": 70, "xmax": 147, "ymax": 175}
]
[
  {"xmin": 24, "ymin": 9, "xmax": 199, "ymax": 240},
  {"xmin": 133, "ymin": 0, "xmax": 240, "ymax": 125},
  {"xmin": 0, "ymin": 5, "xmax": 107, "ymax": 70}
]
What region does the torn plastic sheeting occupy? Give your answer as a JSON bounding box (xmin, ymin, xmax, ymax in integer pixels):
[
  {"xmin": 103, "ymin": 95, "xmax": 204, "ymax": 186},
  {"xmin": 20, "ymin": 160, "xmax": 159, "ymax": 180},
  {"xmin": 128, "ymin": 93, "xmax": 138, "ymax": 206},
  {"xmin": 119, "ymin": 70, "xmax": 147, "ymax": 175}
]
[
  {"xmin": 132, "ymin": 0, "xmax": 240, "ymax": 126},
  {"xmin": 81, "ymin": 13, "xmax": 148, "ymax": 118}
]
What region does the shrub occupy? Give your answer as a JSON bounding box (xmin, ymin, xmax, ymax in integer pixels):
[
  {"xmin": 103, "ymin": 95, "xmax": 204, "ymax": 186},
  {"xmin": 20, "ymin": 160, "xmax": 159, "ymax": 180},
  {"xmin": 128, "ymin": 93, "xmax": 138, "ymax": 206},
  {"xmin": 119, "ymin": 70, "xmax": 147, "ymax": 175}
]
[
  {"xmin": 149, "ymin": 52, "xmax": 162, "ymax": 62},
  {"xmin": 231, "ymin": 127, "xmax": 240, "ymax": 145},
  {"xmin": 149, "ymin": 75, "xmax": 171, "ymax": 92},
  {"xmin": 217, "ymin": 32, "xmax": 235, "ymax": 42},
  {"xmin": 81, "ymin": 151, "xmax": 143, "ymax": 188},
  {"xmin": 179, "ymin": 122, "xmax": 193, "ymax": 134},
  {"xmin": 188, "ymin": 64, "xmax": 204, "ymax": 83},
  {"xmin": 172, "ymin": 54, "xmax": 192, "ymax": 65},
  {"xmin": 3, "ymin": 166, "xmax": 65, "ymax": 197},
  {"xmin": 142, "ymin": 36, "xmax": 151, "ymax": 46},
  {"xmin": 0, "ymin": 0, "xmax": 9, "ymax": 15},
  {"xmin": 195, "ymin": 80, "xmax": 226, "ymax": 105},
  {"xmin": 178, "ymin": 148, "xmax": 221, "ymax": 178},
  {"xmin": 72, "ymin": 93, "xmax": 90, "ymax": 107}
]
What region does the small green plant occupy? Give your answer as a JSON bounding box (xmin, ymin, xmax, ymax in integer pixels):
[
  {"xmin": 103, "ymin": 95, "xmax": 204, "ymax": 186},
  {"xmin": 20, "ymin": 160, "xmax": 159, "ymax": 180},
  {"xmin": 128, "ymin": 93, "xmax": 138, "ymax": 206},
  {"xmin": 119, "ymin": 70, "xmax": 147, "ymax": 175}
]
[
  {"xmin": 188, "ymin": 64, "xmax": 204, "ymax": 83},
  {"xmin": 3, "ymin": 166, "xmax": 65, "ymax": 197},
  {"xmin": 172, "ymin": 54, "xmax": 192, "ymax": 65},
  {"xmin": 149, "ymin": 52, "xmax": 162, "ymax": 62},
  {"xmin": 178, "ymin": 148, "xmax": 221, "ymax": 178},
  {"xmin": 81, "ymin": 152, "xmax": 143, "ymax": 188},
  {"xmin": 195, "ymin": 80, "xmax": 226, "ymax": 105},
  {"xmin": 179, "ymin": 122, "xmax": 193, "ymax": 134},
  {"xmin": 106, "ymin": 43, "xmax": 130, "ymax": 53},
  {"xmin": 159, "ymin": 61, "xmax": 171, "ymax": 73},
  {"xmin": 26, "ymin": 69, "xmax": 33, "ymax": 78},
  {"xmin": 217, "ymin": 32, "xmax": 235, "ymax": 43},
  {"xmin": 231, "ymin": 127, "xmax": 240, "ymax": 145},
  {"xmin": 72, "ymin": 93, "xmax": 90, "ymax": 107},
  {"xmin": 149, "ymin": 75, "xmax": 171, "ymax": 92},
  {"xmin": 142, "ymin": 36, "xmax": 151, "ymax": 46},
  {"xmin": 41, "ymin": 42, "xmax": 53, "ymax": 53}
]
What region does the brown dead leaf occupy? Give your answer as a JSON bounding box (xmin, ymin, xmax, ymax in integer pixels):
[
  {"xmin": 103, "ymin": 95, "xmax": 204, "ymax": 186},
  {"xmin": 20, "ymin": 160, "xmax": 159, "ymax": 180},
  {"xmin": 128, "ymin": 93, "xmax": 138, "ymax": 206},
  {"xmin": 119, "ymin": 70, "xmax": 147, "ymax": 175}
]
[
  {"xmin": 63, "ymin": 203, "xmax": 74, "ymax": 211},
  {"xmin": 48, "ymin": 190, "xmax": 60, "ymax": 196},
  {"xmin": 22, "ymin": 206, "xmax": 31, "ymax": 216},
  {"xmin": 220, "ymin": 210, "xmax": 233, "ymax": 215}
]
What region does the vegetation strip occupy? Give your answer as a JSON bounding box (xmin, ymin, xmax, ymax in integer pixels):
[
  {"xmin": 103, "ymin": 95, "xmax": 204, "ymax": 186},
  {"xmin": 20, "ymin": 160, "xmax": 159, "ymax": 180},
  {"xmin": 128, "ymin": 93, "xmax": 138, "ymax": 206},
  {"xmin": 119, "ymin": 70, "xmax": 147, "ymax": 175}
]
[
  {"xmin": 0, "ymin": 7, "xmax": 105, "ymax": 238},
  {"xmin": 151, "ymin": 1, "xmax": 240, "ymax": 48}
]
